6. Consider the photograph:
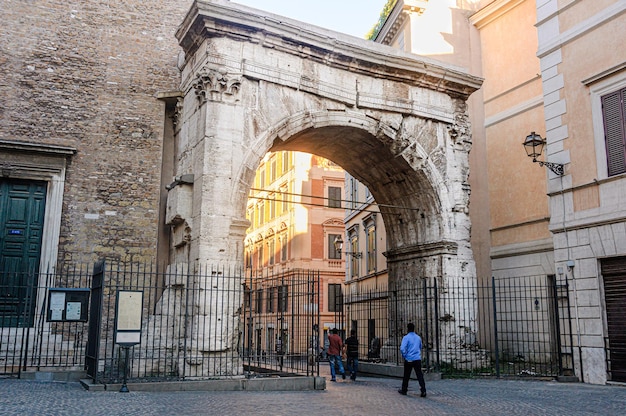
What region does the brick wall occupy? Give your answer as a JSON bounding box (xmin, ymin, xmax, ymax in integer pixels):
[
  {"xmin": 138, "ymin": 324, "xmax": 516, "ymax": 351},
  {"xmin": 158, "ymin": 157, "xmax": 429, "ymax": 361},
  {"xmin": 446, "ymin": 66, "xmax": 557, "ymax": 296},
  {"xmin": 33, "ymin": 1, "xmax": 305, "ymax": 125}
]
[{"xmin": 0, "ymin": 0, "xmax": 193, "ymax": 262}]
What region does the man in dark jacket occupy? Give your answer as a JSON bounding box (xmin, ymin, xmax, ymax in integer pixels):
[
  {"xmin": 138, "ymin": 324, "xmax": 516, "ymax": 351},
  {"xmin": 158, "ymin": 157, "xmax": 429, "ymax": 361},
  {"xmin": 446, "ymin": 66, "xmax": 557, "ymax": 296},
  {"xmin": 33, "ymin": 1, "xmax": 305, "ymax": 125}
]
[{"xmin": 344, "ymin": 329, "xmax": 359, "ymax": 380}]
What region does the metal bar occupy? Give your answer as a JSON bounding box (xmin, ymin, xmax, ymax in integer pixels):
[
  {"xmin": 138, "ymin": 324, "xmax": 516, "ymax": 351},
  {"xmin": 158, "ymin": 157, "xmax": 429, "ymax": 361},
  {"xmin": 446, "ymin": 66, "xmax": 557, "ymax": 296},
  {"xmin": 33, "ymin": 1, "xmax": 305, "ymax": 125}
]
[
  {"xmin": 433, "ymin": 279, "xmax": 440, "ymax": 372},
  {"xmin": 492, "ymin": 276, "xmax": 500, "ymax": 378},
  {"xmin": 423, "ymin": 277, "xmax": 429, "ymax": 370}
]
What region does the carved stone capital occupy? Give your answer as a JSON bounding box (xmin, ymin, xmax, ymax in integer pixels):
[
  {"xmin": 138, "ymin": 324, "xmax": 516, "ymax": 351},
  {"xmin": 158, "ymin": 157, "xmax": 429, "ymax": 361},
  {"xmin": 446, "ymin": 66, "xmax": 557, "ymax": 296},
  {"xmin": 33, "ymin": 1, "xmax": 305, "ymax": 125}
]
[{"xmin": 192, "ymin": 65, "xmax": 242, "ymax": 104}]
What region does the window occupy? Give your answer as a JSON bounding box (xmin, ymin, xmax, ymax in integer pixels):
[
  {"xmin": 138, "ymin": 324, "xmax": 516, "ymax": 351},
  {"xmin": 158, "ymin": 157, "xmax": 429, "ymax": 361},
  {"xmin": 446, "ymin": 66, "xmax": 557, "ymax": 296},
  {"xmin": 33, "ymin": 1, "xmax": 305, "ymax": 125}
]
[
  {"xmin": 259, "ymin": 168, "xmax": 265, "ymax": 188},
  {"xmin": 282, "ymin": 151, "xmax": 289, "ymax": 174},
  {"xmin": 364, "ymin": 213, "xmax": 377, "ymax": 274},
  {"xmin": 328, "ymin": 233, "xmax": 342, "ymax": 259},
  {"xmin": 366, "ymin": 224, "xmax": 376, "ymax": 273},
  {"xmin": 281, "ymin": 234, "xmax": 288, "ymax": 262},
  {"xmin": 349, "ymin": 235, "xmax": 360, "ymax": 278},
  {"xmin": 258, "ymin": 201, "xmax": 265, "ymax": 226},
  {"xmin": 591, "ymin": 74, "xmax": 626, "ymax": 179},
  {"xmin": 350, "ymin": 178, "xmax": 358, "ymax": 210},
  {"xmin": 601, "ymin": 87, "xmax": 626, "ymax": 176},
  {"xmin": 255, "ymin": 289, "xmax": 263, "ymax": 313},
  {"xmin": 266, "ymin": 287, "xmax": 275, "ymax": 313},
  {"xmin": 328, "ymin": 283, "xmax": 343, "ymax": 312},
  {"xmin": 258, "ymin": 243, "xmax": 264, "ymax": 267},
  {"xmin": 269, "ymin": 195, "xmax": 275, "ymax": 219},
  {"xmin": 245, "ymin": 248, "xmax": 252, "ymax": 268},
  {"xmin": 328, "ymin": 186, "xmax": 342, "ymax": 208},
  {"xmin": 271, "ymin": 158, "xmax": 277, "ymax": 182},
  {"xmin": 278, "ymin": 285, "xmax": 288, "ymax": 312},
  {"xmin": 244, "ymin": 286, "xmax": 252, "ymax": 310},
  {"xmin": 280, "ymin": 185, "xmax": 288, "ymax": 213},
  {"xmin": 268, "ymin": 238, "xmax": 275, "ymax": 265}
]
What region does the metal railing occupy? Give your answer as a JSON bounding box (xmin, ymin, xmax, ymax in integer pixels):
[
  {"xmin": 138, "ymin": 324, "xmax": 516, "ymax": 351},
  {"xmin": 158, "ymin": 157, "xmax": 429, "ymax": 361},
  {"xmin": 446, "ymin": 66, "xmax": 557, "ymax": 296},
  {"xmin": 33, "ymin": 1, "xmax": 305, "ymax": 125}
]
[
  {"xmin": 339, "ymin": 275, "xmax": 575, "ymax": 378},
  {"xmin": 92, "ymin": 263, "xmax": 320, "ymax": 383},
  {"xmin": 2, "ymin": 262, "xmax": 574, "ymax": 382},
  {"xmin": 1, "ymin": 264, "xmax": 92, "ymax": 377}
]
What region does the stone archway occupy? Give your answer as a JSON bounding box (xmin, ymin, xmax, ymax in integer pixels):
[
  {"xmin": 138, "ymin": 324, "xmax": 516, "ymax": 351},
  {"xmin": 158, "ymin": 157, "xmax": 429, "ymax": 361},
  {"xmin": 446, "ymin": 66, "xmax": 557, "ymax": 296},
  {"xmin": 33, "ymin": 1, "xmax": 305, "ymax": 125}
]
[{"xmin": 166, "ymin": 0, "xmax": 482, "ymax": 376}]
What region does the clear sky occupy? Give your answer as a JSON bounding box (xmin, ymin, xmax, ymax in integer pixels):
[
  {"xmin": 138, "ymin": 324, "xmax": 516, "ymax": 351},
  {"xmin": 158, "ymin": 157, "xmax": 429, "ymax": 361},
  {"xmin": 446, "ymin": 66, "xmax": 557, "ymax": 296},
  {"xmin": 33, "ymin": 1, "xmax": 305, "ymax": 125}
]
[{"xmin": 229, "ymin": 0, "xmax": 389, "ymax": 38}]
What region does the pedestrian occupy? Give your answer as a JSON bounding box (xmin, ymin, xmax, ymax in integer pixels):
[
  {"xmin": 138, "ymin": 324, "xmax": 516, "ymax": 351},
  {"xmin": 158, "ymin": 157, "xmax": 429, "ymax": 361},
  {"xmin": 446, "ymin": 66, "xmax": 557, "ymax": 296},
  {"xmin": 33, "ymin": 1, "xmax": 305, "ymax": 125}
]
[
  {"xmin": 344, "ymin": 329, "xmax": 359, "ymax": 380},
  {"xmin": 398, "ymin": 323, "xmax": 426, "ymax": 397},
  {"xmin": 327, "ymin": 328, "xmax": 346, "ymax": 381}
]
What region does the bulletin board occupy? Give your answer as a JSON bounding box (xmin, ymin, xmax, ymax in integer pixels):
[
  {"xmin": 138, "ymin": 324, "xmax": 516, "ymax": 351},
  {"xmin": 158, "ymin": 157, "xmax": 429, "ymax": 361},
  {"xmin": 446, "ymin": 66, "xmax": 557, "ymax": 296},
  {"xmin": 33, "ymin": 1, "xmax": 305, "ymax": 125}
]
[
  {"xmin": 114, "ymin": 290, "xmax": 143, "ymax": 346},
  {"xmin": 46, "ymin": 288, "xmax": 90, "ymax": 322}
]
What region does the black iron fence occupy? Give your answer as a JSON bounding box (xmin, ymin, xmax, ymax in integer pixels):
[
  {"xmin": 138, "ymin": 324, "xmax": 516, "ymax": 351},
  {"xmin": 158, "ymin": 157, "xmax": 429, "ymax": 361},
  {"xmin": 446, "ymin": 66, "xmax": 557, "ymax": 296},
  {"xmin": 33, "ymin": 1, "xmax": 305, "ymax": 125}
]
[
  {"xmin": 242, "ymin": 268, "xmax": 321, "ymax": 377},
  {"xmin": 1, "ymin": 264, "xmax": 92, "ymax": 377},
  {"xmin": 1, "ymin": 261, "xmax": 320, "ymax": 382},
  {"xmin": 2, "ymin": 261, "xmax": 574, "ymax": 382},
  {"xmin": 90, "ymin": 262, "xmax": 320, "ymax": 383},
  {"xmin": 340, "ymin": 274, "xmax": 575, "ymax": 378}
]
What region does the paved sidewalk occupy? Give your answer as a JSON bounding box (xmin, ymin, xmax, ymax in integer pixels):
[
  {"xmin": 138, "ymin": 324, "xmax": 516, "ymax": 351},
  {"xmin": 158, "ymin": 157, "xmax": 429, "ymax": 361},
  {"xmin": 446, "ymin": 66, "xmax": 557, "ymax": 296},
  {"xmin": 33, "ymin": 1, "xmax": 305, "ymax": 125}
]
[{"xmin": 1, "ymin": 373, "xmax": 625, "ymax": 416}]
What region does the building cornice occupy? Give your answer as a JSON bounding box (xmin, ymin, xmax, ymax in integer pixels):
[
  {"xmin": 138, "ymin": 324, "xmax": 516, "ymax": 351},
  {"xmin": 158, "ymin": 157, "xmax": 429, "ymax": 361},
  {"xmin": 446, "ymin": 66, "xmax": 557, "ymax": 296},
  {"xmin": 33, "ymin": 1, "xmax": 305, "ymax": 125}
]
[
  {"xmin": 490, "ymin": 238, "xmax": 554, "ymax": 259},
  {"xmin": 386, "ymin": 240, "xmax": 458, "ymax": 263},
  {"xmin": 0, "ymin": 139, "xmax": 77, "ymax": 157},
  {"xmin": 537, "ymin": 1, "xmax": 626, "ymax": 58},
  {"xmin": 375, "ymin": 0, "xmax": 429, "ymax": 46},
  {"xmin": 177, "ymin": 0, "xmax": 482, "ymax": 100},
  {"xmin": 470, "ymin": 0, "xmax": 525, "ymax": 29}
]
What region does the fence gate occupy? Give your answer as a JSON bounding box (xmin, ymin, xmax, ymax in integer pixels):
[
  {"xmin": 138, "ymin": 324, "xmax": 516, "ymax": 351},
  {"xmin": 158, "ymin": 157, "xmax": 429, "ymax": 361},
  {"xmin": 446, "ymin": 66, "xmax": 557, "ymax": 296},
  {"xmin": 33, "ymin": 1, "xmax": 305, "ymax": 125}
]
[{"xmin": 85, "ymin": 260, "xmax": 104, "ymax": 383}]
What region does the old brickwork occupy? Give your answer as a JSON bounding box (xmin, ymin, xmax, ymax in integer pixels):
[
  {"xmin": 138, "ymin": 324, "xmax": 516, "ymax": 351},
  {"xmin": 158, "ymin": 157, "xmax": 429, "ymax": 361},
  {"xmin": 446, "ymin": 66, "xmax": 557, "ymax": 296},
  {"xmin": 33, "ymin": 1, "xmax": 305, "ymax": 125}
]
[{"xmin": 0, "ymin": 1, "xmax": 192, "ymax": 263}]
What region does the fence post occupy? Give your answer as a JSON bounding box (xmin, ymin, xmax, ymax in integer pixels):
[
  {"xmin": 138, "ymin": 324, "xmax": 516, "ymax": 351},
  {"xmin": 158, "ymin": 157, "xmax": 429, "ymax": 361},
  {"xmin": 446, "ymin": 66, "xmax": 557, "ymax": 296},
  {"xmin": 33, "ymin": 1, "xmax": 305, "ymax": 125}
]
[
  {"xmin": 422, "ymin": 278, "xmax": 429, "ymax": 370},
  {"xmin": 393, "ymin": 289, "xmax": 399, "ymax": 366},
  {"xmin": 551, "ymin": 275, "xmax": 564, "ymax": 376},
  {"xmin": 246, "ymin": 267, "xmax": 253, "ymax": 378},
  {"xmin": 491, "ymin": 276, "xmax": 500, "ymax": 378},
  {"xmin": 20, "ymin": 276, "xmax": 36, "ymax": 374},
  {"xmin": 433, "ymin": 279, "xmax": 440, "ymax": 372},
  {"xmin": 562, "ymin": 273, "xmax": 577, "ymax": 379}
]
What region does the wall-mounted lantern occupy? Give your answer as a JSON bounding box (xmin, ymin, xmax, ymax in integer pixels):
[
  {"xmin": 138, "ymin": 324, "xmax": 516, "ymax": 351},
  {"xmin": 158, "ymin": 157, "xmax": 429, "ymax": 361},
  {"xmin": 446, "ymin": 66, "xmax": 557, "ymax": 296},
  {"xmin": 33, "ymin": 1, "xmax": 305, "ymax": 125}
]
[
  {"xmin": 523, "ymin": 132, "xmax": 564, "ymax": 176},
  {"xmin": 333, "ymin": 235, "xmax": 362, "ymax": 259}
]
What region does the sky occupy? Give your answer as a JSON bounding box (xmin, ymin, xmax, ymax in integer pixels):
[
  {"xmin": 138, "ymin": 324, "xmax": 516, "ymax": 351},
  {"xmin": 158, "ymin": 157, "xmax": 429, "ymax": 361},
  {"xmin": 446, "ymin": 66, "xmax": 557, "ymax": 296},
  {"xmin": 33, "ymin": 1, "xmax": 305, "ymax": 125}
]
[{"xmin": 229, "ymin": 0, "xmax": 389, "ymax": 38}]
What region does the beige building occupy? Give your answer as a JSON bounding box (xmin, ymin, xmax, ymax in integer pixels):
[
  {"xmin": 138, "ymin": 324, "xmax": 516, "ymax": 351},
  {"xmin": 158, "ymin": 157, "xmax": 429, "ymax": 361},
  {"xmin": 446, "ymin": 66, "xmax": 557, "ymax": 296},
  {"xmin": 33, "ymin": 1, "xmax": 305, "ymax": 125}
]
[
  {"xmin": 342, "ymin": 175, "xmax": 389, "ymax": 291},
  {"xmin": 367, "ymin": 0, "xmax": 626, "ymax": 384}
]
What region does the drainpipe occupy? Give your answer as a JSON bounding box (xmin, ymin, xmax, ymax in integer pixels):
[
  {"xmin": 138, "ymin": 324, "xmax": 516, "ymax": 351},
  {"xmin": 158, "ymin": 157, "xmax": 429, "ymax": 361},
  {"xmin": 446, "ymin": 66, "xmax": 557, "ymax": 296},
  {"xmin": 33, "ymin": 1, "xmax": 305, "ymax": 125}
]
[{"xmin": 568, "ymin": 262, "xmax": 584, "ymax": 383}]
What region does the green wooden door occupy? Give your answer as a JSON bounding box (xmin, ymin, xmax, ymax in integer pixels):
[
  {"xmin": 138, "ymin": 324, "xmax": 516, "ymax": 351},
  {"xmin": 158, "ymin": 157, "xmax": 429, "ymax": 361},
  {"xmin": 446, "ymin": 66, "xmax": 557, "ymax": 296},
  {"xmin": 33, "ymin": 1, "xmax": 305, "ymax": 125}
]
[{"xmin": 0, "ymin": 179, "xmax": 47, "ymax": 327}]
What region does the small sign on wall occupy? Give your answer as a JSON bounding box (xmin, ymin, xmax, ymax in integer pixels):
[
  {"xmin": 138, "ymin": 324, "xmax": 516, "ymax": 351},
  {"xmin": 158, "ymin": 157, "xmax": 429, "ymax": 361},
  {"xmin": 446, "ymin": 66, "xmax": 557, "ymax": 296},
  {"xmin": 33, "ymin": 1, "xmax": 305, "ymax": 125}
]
[
  {"xmin": 114, "ymin": 290, "xmax": 143, "ymax": 346},
  {"xmin": 46, "ymin": 288, "xmax": 90, "ymax": 322}
]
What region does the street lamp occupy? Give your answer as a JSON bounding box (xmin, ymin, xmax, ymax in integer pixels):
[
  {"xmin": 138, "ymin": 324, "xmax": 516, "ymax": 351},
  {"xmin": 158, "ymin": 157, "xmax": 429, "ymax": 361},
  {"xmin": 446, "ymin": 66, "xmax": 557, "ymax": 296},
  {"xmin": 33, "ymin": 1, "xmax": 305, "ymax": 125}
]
[
  {"xmin": 333, "ymin": 235, "xmax": 362, "ymax": 258},
  {"xmin": 523, "ymin": 132, "xmax": 564, "ymax": 175}
]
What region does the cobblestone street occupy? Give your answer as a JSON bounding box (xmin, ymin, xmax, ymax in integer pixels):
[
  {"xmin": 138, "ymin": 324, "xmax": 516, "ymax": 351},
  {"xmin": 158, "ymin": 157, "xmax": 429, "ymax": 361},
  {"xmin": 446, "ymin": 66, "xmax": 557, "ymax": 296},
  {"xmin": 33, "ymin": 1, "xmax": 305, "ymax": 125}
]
[{"xmin": 2, "ymin": 371, "xmax": 625, "ymax": 416}]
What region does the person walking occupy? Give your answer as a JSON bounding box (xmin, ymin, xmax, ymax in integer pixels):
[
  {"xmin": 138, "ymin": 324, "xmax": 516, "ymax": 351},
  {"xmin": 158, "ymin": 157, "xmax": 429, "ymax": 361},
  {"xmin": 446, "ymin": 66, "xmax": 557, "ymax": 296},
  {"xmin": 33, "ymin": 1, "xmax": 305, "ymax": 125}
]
[
  {"xmin": 327, "ymin": 328, "xmax": 346, "ymax": 381},
  {"xmin": 398, "ymin": 323, "xmax": 426, "ymax": 397},
  {"xmin": 344, "ymin": 329, "xmax": 359, "ymax": 380}
]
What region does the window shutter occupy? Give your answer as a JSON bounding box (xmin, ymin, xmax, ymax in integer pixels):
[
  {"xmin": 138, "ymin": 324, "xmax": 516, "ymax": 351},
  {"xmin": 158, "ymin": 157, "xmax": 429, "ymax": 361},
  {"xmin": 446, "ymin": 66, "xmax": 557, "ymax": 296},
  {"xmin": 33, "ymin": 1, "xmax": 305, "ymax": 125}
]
[
  {"xmin": 602, "ymin": 89, "xmax": 626, "ymax": 176},
  {"xmin": 328, "ymin": 186, "xmax": 342, "ymax": 208}
]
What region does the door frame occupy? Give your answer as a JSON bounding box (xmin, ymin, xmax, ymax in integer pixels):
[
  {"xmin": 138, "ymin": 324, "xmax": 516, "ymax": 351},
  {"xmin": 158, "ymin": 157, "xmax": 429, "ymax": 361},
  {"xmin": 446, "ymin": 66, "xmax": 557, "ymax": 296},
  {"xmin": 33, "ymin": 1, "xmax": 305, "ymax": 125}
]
[{"xmin": 0, "ymin": 140, "xmax": 75, "ymax": 326}]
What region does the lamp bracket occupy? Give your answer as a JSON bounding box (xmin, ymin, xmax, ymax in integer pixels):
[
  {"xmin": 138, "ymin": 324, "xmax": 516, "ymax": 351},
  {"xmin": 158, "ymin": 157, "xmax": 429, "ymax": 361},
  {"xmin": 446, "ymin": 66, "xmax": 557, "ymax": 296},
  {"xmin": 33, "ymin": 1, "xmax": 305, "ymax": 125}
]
[{"xmin": 534, "ymin": 159, "xmax": 564, "ymax": 176}]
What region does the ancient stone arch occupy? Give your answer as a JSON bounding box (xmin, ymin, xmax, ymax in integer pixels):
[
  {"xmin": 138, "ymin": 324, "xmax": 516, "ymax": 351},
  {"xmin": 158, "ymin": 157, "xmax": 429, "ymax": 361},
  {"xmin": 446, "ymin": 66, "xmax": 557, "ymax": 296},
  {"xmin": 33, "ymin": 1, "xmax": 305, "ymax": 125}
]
[{"xmin": 165, "ymin": 0, "xmax": 482, "ymax": 376}]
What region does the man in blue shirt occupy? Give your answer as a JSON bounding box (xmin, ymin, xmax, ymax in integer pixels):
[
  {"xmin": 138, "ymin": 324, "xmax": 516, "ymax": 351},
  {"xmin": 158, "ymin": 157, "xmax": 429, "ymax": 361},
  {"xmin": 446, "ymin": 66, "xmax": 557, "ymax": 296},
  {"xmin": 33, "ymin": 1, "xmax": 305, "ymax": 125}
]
[{"xmin": 398, "ymin": 323, "xmax": 427, "ymax": 397}]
